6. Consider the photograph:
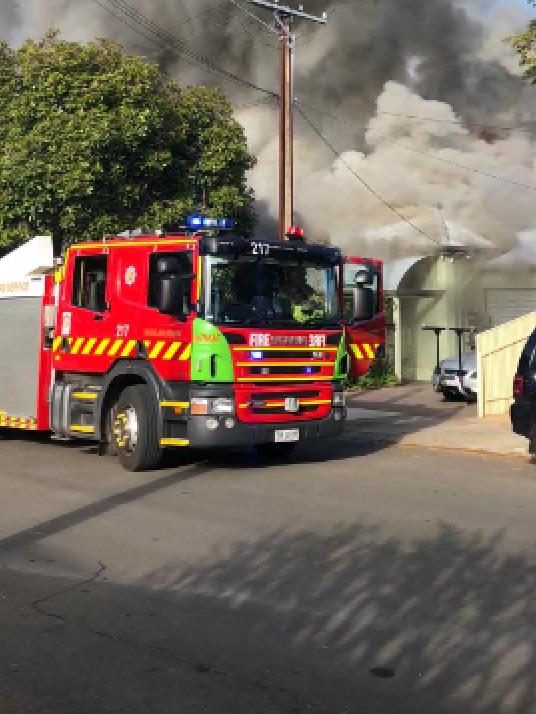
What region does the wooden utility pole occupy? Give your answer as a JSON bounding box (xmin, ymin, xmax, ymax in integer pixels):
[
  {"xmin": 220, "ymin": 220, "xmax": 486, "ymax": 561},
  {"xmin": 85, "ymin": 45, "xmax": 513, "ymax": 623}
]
[{"xmin": 249, "ymin": 1, "xmax": 327, "ymax": 240}]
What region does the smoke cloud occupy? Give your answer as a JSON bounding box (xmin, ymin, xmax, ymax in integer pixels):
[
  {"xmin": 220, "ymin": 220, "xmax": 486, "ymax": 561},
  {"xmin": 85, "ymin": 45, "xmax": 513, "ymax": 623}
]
[{"xmin": 2, "ymin": 0, "xmax": 536, "ymax": 256}]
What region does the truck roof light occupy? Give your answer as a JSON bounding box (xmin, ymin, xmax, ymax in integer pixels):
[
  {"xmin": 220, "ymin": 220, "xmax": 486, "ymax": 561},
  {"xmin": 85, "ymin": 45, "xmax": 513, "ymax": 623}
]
[
  {"xmin": 186, "ymin": 215, "xmax": 203, "ymax": 229},
  {"xmin": 186, "ymin": 215, "xmax": 235, "ymax": 231},
  {"xmin": 286, "ymin": 226, "xmax": 305, "ymax": 240}
]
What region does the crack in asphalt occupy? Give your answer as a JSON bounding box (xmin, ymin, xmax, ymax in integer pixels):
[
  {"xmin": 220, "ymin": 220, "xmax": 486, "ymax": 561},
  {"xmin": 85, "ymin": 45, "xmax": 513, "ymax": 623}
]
[
  {"xmin": 29, "ymin": 561, "xmax": 333, "ymax": 714},
  {"xmin": 32, "ymin": 561, "xmax": 107, "ymax": 623}
]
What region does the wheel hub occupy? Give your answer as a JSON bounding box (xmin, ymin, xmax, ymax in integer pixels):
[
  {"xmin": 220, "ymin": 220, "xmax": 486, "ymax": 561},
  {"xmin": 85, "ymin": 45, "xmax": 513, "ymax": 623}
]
[{"xmin": 114, "ymin": 406, "xmax": 138, "ymax": 452}]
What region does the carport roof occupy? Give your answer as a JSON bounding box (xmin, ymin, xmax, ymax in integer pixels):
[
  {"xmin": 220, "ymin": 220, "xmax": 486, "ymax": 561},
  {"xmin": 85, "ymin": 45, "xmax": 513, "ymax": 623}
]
[{"xmin": 383, "ymin": 256, "xmax": 425, "ymax": 292}]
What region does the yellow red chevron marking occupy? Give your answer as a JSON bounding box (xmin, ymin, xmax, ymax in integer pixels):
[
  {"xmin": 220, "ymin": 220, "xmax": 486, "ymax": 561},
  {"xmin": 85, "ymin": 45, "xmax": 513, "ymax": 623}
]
[
  {"xmin": 121, "ymin": 340, "xmax": 136, "ymax": 358},
  {"xmin": 350, "ymin": 343, "xmax": 381, "ymax": 360},
  {"xmin": 50, "ymin": 336, "xmax": 191, "ymax": 361},
  {"xmin": 0, "ymin": 413, "xmax": 38, "ymax": 430},
  {"xmin": 179, "ymin": 344, "xmax": 191, "ymax": 361},
  {"xmin": 350, "ymin": 344, "xmax": 364, "ymax": 360},
  {"xmin": 162, "ymin": 342, "xmax": 182, "ymax": 361},
  {"xmin": 82, "ymin": 337, "xmax": 97, "ymax": 355},
  {"xmin": 71, "ymin": 337, "xmax": 85, "ymax": 355},
  {"xmin": 149, "ymin": 341, "xmax": 166, "ymax": 359},
  {"xmin": 108, "ymin": 339, "xmax": 123, "ymax": 357},
  {"xmin": 94, "ymin": 338, "xmax": 111, "ymax": 356}
]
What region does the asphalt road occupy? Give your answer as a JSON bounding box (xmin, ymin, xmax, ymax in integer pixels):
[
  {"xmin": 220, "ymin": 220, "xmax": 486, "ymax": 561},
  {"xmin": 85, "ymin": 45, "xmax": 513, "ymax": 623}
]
[{"xmin": 2, "ymin": 430, "xmax": 536, "ymax": 714}]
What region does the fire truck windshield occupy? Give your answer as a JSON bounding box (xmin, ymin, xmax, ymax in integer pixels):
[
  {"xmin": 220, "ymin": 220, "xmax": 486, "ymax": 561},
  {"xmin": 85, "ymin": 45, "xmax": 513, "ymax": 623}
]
[{"xmin": 203, "ymin": 253, "xmax": 339, "ymax": 328}]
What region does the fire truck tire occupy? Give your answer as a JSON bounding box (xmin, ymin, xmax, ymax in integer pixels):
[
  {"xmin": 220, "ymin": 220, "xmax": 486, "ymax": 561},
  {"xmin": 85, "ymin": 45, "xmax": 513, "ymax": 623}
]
[
  {"xmin": 113, "ymin": 385, "xmax": 162, "ymax": 471},
  {"xmin": 255, "ymin": 442, "xmax": 297, "ymax": 463}
]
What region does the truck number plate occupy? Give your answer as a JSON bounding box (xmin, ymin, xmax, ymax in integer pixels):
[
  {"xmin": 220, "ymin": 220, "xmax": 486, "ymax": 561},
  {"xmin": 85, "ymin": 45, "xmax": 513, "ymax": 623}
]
[{"xmin": 274, "ymin": 429, "xmax": 300, "ymax": 443}]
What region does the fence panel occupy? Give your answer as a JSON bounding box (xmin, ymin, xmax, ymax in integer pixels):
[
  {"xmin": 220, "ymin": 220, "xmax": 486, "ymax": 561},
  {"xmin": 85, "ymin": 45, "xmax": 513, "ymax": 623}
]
[{"xmin": 477, "ymin": 312, "xmax": 536, "ymax": 418}]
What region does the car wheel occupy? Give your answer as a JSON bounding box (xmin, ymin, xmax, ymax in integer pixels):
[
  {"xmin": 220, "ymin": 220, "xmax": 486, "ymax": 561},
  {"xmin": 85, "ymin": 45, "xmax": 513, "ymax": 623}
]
[{"xmin": 113, "ymin": 384, "xmax": 162, "ymax": 471}]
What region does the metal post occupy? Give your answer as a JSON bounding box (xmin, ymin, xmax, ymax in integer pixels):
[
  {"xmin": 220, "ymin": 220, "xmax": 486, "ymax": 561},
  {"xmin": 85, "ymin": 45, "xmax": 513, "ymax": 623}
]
[
  {"xmin": 422, "ymin": 326, "xmax": 446, "ymax": 374},
  {"xmin": 249, "ymin": 0, "xmax": 327, "ymax": 241}
]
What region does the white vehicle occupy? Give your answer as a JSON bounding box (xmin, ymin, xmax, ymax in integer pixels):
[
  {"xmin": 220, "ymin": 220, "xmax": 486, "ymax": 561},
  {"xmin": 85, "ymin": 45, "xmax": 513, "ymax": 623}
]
[{"xmin": 432, "ymin": 351, "xmax": 477, "ymax": 401}]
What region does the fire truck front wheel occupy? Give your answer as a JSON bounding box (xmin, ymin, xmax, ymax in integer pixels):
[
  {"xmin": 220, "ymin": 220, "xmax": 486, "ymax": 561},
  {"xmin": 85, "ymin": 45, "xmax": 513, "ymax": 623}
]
[{"xmin": 113, "ymin": 385, "xmax": 162, "ymax": 472}]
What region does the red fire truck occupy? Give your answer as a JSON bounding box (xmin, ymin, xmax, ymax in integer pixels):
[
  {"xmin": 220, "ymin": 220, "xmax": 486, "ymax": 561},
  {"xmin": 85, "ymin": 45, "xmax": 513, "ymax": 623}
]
[
  {"xmin": 0, "ymin": 221, "xmax": 364, "ymax": 471},
  {"xmin": 343, "ymin": 257, "xmax": 386, "ymax": 380}
]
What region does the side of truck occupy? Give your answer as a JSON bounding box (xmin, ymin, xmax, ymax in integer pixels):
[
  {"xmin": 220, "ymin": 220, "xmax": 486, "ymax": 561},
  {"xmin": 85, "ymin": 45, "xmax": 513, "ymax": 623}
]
[
  {"xmin": 0, "ymin": 225, "xmax": 358, "ymax": 470},
  {"xmin": 343, "ymin": 257, "xmax": 386, "ymax": 380}
]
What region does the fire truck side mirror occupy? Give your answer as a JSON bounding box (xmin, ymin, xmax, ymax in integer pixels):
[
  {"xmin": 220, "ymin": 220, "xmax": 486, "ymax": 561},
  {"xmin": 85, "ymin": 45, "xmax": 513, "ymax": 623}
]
[
  {"xmin": 352, "ymin": 286, "xmax": 375, "ymax": 323},
  {"xmin": 156, "ymin": 273, "xmax": 195, "ymax": 319}
]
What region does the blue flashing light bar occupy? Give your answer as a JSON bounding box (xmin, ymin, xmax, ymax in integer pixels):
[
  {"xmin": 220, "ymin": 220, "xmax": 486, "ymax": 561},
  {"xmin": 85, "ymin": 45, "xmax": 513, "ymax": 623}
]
[
  {"xmin": 186, "ymin": 215, "xmax": 235, "ymax": 231},
  {"xmin": 250, "ymin": 351, "xmax": 264, "ymax": 360}
]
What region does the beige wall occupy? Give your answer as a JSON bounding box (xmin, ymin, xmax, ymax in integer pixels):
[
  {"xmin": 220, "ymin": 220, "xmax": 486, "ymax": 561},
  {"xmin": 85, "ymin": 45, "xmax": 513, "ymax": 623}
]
[
  {"xmin": 395, "ymin": 258, "xmax": 536, "ymax": 384},
  {"xmin": 398, "ymin": 256, "xmax": 471, "ymax": 381},
  {"xmin": 477, "ymin": 312, "xmax": 536, "ymax": 418}
]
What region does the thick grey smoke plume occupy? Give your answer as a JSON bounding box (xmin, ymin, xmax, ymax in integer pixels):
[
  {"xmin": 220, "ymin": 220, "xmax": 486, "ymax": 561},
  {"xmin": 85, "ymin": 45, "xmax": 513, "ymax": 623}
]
[{"xmin": 2, "ymin": 0, "xmax": 536, "ymax": 256}]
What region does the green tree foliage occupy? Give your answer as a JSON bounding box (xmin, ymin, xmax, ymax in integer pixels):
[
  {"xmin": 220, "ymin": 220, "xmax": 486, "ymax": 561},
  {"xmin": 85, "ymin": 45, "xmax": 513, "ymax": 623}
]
[
  {"xmin": 0, "ymin": 32, "xmax": 255, "ymax": 254},
  {"xmin": 509, "ymin": 1, "xmax": 536, "ymax": 85}
]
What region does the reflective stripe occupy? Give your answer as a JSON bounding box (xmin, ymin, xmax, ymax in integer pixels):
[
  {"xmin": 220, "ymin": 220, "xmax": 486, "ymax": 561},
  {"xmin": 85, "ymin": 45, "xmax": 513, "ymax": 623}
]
[
  {"xmin": 179, "ymin": 344, "xmax": 191, "ymax": 361},
  {"xmin": 52, "ymin": 336, "xmax": 62, "ymax": 352},
  {"xmin": 160, "ymin": 438, "xmax": 190, "ymax": 447},
  {"xmin": 70, "ymin": 337, "xmax": 85, "ymax": 355},
  {"xmin": 362, "ymin": 343, "xmax": 375, "ymax": 359},
  {"xmin": 350, "ymin": 344, "xmax": 364, "ymax": 360},
  {"xmin": 95, "ymin": 338, "xmax": 111, "ymax": 356},
  {"xmin": 72, "ymin": 392, "xmax": 98, "ymax": 400},
  {"xmin": 70, "ymin": 425, "xmax": 95, "ymax": 434},
  {"xmin": 0, "ymin": 414, "xmax": 38, "ymax": 430},
  {"xmin": 149, "ymin": 341, "xmax": 166, "ymax": 359},
  {"xmin": 162, "ymin": 342, "xmax": 182, "ymax": 361},
  {"xmin": 237, "ymin": 376, "xmax": 334, "ymax": 382},
  {"xmin": 108, "ymin": 339, "xmax": 124, "ymax": 356},
  {"xmin": 121, "ymin": 340, "xmax": 137, "ymax": 357},
  {"xmin": 82, "ymin": 337, "xmax": 97, "ymax": 355},
  {"xmin": 160, "ymin": 401, "xmax": 190, "ymax": 409},
  {"xmin": 232, "ymin": 346, "xmax": 338, "ymax": 352},
  {"xmin": 236, "ymin": 361, "xmax": 334, "ymax": 368}
]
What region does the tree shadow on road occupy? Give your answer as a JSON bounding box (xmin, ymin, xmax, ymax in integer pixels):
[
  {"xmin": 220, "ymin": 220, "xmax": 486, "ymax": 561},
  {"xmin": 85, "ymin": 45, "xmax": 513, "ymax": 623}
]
[
  {"xmin": 137, "ymin": 522, "xmax": 536, "ymax": 714},
  {"xmin": 3, "ymin": 522, "xmax": 536, "ymax": 713}
]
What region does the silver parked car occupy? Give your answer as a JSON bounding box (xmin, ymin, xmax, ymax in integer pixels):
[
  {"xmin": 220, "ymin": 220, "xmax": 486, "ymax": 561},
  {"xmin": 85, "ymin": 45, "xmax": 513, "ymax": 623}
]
[{"xmin": 432, "ymin": 351, "xmax": 477, "ymax": 401}]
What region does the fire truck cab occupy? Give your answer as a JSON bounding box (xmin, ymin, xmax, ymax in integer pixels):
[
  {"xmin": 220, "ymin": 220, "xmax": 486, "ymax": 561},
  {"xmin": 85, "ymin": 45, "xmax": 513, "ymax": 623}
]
[
  {"xmin": 0, "ymin": 224, "xmax": 349, "ymax": 470},
  {"xmin": 343, "ymin": 257, "xmax": 386, "ymax": 380}
]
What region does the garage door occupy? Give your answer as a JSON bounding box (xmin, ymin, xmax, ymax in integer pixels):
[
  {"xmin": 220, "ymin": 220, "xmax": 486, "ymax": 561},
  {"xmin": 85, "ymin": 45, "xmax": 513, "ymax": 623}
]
[{"xmin": 486, "ymin": 289, "xmax": 536, "ymax": 327}]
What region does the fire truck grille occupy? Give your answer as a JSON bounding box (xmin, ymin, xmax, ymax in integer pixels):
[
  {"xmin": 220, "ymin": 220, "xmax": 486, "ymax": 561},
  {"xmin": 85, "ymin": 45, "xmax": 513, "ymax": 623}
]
[
  {"xmin": 237, "ymin": 388, "xmax": 331, "ymax": 423},
  {"xmin": 251, "ymin": 405, "xmax": 318, "ymax": 416},
  {"xmin": 250, "ymin": 390, "xmax": 320, "ymax": 401}
]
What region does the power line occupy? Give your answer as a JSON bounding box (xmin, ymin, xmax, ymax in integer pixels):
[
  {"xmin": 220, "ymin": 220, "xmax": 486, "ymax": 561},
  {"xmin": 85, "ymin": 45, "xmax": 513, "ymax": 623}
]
[
  {"xmin": 170, "ymin": 1, "xmax": 229, "ymax": 30},
  {"xmin": 92, "ymin": 0, "xmax": 278, "ymax": 98},
  {"xmin": 296, "ymin": 94, "xmax": 536, "ymax": 134},
  {"xmin": 296, "ymin": 99, "xmax": 536, "ymax": 192},
  {"xmin": 296, "ymin": 105, "xmax": 442, "ymax": 246},
  {"xmin": 228, "ymin": 0, "xmax": 279, "ymax": 35}
]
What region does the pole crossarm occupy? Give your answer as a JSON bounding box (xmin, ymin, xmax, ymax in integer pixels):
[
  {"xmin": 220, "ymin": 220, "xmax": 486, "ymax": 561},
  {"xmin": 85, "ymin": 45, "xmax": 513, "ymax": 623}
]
[{"xmin": 249, "ymin": 0, "xmax": 327, "ymax": 24}]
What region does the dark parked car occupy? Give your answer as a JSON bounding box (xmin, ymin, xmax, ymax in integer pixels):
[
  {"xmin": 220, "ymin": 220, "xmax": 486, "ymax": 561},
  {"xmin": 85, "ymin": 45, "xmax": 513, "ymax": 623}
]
[{"xmin": 511, "ymin": 327, "xmax": 536, "ymax": 451}]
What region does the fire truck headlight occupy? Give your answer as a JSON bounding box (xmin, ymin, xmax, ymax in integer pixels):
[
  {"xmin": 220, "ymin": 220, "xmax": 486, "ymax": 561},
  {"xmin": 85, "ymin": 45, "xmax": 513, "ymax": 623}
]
[
  {"xmin": 191, "ymin": 398, "xmax": 209, "ymax": 415},
  {"xmin": 332, "ymin": 392, "xmax": 345, "ymax": 407},
  {"xmin": 212, "ymin": 398, "xmax": 235, "ymax": 415}
]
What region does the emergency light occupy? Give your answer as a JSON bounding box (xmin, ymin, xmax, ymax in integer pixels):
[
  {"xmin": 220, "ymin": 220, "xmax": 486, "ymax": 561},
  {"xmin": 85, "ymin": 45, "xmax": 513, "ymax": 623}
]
[
  {"xmin": 286, "ymin": 226, "xmax": 305, "ymax": 240},
  {"xmin": 186, "ymin": 215, "xmax": 235, "ymax": 231}
]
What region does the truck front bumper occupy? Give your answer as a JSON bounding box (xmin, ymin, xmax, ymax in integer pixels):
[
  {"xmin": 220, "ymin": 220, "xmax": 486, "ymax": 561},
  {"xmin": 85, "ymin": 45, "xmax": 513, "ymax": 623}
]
[{"xmin": 186, "ymin": 409, "xmax": 346, "ymax": 448}]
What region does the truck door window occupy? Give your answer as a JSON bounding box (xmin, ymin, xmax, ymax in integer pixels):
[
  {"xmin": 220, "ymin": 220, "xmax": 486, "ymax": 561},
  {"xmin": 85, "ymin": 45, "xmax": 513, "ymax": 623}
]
[{"xmin": 72, "ymin": 255, "xmax": 108, "ymax": 313}]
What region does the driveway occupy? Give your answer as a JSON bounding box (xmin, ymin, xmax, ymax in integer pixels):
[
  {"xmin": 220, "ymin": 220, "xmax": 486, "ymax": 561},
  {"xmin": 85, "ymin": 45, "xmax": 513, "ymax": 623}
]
[{"xmin": 345, "ymin": 384, "xmax": 526, "ymax": 457}]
